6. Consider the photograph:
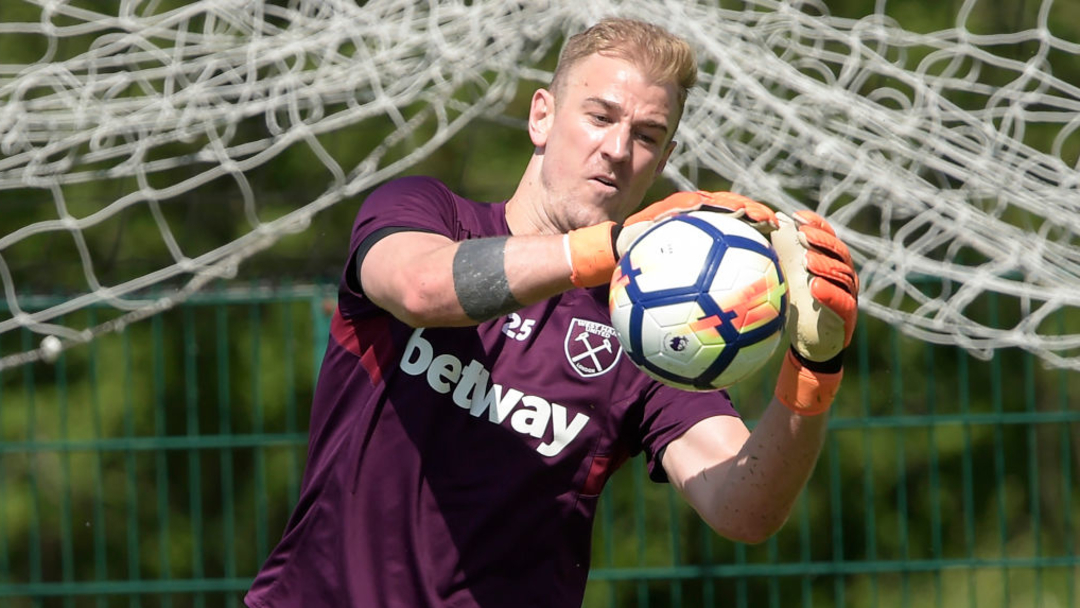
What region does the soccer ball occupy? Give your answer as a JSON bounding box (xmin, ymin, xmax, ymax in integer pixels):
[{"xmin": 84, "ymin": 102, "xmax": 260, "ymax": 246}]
[{"xmin": 609, "ymin": 211, "xmax": 788, "ymax": 391}]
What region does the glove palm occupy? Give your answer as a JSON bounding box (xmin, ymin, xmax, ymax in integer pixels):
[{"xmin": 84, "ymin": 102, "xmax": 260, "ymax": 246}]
[
  {"xmin": 771, "ymin": 211, "xmax": 858, "ymax": 361},
  {"xmin": 770, "ymin": 210, "xmax": 859, "ymax": 415}
]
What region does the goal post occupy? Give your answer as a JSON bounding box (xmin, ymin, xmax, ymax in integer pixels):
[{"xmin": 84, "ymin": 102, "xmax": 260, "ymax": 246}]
[{"xmin": 1, "ymin": 0, "xmax": 1078, "ymax": 370}]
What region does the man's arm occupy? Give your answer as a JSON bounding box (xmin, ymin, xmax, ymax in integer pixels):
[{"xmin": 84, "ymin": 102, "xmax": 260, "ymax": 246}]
[
  {"xmin": 660, "ymin": 401, "xmax": 827, "ymax": 544},
  {"xmin": 357, "ymin": 190, "xmax": 766, "ymax": 328},
  {"xmin": 662, "ymin": 208, "xmax": 858, "ymax": 544},
  {"xmin": 359, "ymin": 231, "xmax": 574, "ymax": 327}
]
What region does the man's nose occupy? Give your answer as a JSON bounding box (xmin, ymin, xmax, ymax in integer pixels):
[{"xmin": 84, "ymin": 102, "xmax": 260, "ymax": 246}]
[{"xmin": 600, "ymin": 123, "xmax": 631, "ymax": 162}]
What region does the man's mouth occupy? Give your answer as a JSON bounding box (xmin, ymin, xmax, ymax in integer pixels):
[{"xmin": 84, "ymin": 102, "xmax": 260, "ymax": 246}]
[{"xmin": 591, "ymin": 175, "xmax": 618, "ymax": 190}]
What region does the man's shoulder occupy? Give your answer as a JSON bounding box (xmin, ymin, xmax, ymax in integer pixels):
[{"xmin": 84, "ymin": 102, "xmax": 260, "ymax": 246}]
[
  {"xmin": 359, "ymin": 175, "xmax": 507, "ymax": 240},
  {"xmin": 360, "ymin": 176, "xmax": 466, "ymax": 221},
  {"xmin": 372, "ymin": 175, "xmax": 496, "ymax": 211},
  {"xmin": 387, "ymin": 174, "xmax": 448, "ymax": 188},
  {"xmin": 374, "ymin": 174, "xmax": 454, "ymax": 198}
]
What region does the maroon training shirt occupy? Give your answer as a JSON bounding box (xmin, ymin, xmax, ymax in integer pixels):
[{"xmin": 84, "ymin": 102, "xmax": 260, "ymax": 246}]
[{"xmin": 246, "ymin": 176, "xmax": 739, "ymax": 607}]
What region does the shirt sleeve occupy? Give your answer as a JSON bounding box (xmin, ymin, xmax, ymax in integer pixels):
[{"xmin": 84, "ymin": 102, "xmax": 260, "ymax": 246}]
[
  {"xmin": 338, "ymin": 176, "xmax": 459, "ymax": 317},
  {"xmin": 636, "ymin": 384, "xmax": 740, "ymax": 483}
]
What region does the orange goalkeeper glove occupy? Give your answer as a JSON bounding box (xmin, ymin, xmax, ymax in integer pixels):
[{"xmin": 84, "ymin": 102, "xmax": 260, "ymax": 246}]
[
  {"xmin": 564, "ymin": 190, "xmax": 779, "ymax": 288},
  {"xmin": 770, "ymin": 211, "xmax": 859, "ymax": 416}
]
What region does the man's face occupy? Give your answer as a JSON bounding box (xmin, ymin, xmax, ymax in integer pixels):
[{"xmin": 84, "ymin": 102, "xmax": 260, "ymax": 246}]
[{"xmin": 530, "ymin": 53, "xmax": 680, "ymax": 231}]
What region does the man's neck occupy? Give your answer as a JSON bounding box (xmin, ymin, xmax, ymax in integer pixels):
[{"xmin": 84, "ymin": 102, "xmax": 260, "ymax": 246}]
[{"xmin": 505, "ymin": 160, "xmax": 557, "ymax": 237}]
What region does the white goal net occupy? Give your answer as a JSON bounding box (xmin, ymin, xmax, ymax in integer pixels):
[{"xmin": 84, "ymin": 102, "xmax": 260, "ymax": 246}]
[{"xmin": 1, "ymin": 0, "xmax": 1078, "ymax": 370}]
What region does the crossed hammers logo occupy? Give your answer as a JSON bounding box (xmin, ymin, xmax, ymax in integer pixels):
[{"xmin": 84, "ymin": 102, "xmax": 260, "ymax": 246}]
[
  {"xmin": 571, "ymin": 330, "xmax": 612, "ymax": 371},
  {"xmin": 564, "ymin": 318, "xmax": 621, "ymax": 378}
]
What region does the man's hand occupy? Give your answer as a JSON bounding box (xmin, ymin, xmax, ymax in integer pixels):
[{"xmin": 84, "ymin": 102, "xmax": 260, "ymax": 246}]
[
  {"xmin": 770, "ymin": 210, "xmax": 859, "ymax": 415},
  {"xmin": 564, "ymin": 190, "xmax": 779, "ymax": 288}
]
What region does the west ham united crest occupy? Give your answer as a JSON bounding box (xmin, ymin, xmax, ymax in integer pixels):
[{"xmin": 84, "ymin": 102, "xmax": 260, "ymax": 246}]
[{"xmin": 564, "ymin": 318, "xmax": 622, "ymax": 378}]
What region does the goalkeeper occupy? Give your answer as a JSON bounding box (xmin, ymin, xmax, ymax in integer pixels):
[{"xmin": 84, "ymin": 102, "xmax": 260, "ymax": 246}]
[{"xmin": 246, "ymin": 17, "xmax": 858, "ymax": 608}]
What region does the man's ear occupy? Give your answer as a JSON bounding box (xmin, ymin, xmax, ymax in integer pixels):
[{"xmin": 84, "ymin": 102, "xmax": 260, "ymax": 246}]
[{"xmin": 528, "ymin": 88, "xmax": 555, "ymax": 148}]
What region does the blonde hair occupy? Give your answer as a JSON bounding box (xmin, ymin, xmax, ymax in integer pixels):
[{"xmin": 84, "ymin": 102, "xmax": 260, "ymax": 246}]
[{"xmin": 550, "ymin": 18, "xmax": 698, "ymax": 112}]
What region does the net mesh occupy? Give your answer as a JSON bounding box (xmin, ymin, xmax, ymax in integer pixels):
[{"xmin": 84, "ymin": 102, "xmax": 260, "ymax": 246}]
[{"xmin": 1, "ymin": 0, "xmax": 1078, "ymax": 370}]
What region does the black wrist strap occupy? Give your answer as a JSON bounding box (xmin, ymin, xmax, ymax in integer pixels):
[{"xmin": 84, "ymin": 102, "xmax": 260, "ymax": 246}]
[{"xmin": 791, "ymin": 347, "xmax": 845, "ymax": 374}]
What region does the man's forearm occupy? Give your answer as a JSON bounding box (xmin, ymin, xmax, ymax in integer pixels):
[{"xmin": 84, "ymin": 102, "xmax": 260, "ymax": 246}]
[{"xmin": 727, "ymin": 398, "xmax": 828, "ymax": 538}]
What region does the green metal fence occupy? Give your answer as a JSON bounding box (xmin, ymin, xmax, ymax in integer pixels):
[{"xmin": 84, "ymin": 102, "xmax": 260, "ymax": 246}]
[{"xmin": 1, "ymin": 285, "xmax": 1076, "ymax": 607}]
